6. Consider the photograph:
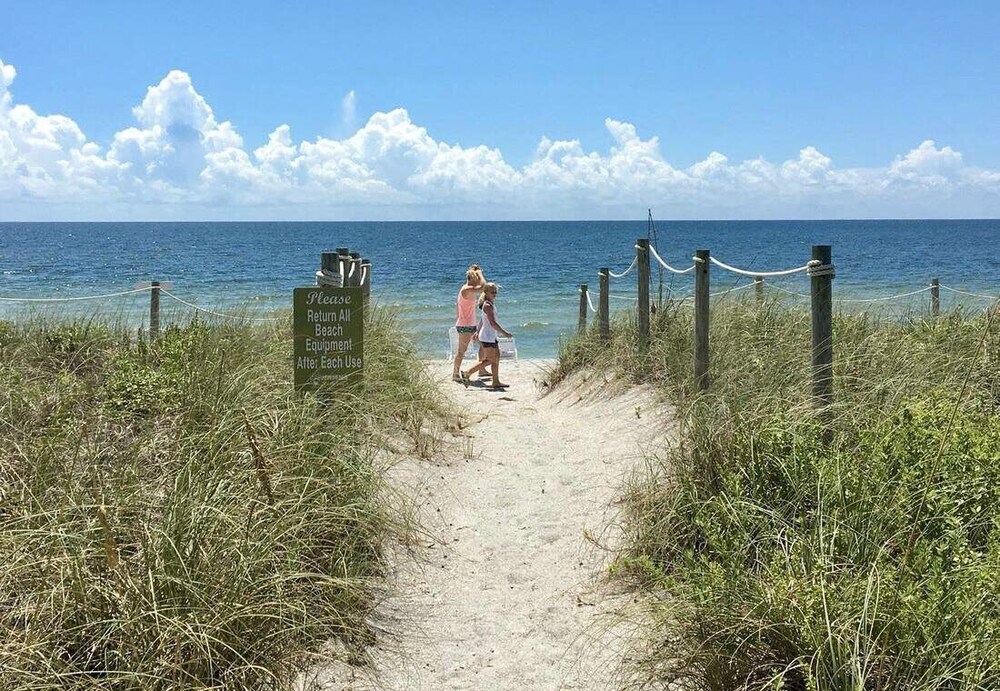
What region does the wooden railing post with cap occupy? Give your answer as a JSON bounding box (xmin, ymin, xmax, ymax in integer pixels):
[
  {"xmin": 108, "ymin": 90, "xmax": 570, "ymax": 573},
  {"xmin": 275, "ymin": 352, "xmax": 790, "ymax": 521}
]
[
  {"xmin": 349, "ymin": 252, "xmax": 362, "ymax": 287},
  {"xmin": 694, "ymin": 250, "xmax": 710, "ymax": 390},
  {"xmin": 598, "ymin": 268, "xmax": 610, "ymax": 344},
  {"xmin": 336, "ymin": 248, "xmax": 350, "ymax": 284},
  {"xmin": 361, "ymin": 259, "xmax": 372, "ymax": 303},
  {"xmin": 931, "ymin": 277, "xmax": 940, "ymax": 317},
  {"xmin": 755, "ymin": 275, "xmax": 764, "ymax": 304},
  {"xmin": 810, "ymin": 245, "xmax": 835, "ymax": 410},
  {"xmin": 319, "ymin": 252, "xmax": 343, "ymax": 286},
  {"xmin": 578, "ymin": 284, "xmax": 588, "ymax": 334},
  {"xmin": 636, "ymin": 239, "xmax": 650, "ymax": 352},
  {"xmin": 149, "ymin": 280, "xmax": 161, "ymax": 340}
]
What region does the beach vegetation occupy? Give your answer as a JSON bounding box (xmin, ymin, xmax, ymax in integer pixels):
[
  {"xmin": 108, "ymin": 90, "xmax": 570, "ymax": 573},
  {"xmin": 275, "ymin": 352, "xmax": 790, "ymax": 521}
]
[
  {"xmin": 0, "ymin": 307, "xmax": 443, "ymax": 689},
  {"xmin": 556, "ymin": 296, "xmax": 1000, "ymax": 690}
]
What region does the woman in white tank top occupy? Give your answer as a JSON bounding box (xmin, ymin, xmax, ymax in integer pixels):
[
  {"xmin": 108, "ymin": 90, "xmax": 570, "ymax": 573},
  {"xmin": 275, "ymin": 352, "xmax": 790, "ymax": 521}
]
[{"xmin": 462, "ymin": 283, "xmax": 512, "ymax": 390}]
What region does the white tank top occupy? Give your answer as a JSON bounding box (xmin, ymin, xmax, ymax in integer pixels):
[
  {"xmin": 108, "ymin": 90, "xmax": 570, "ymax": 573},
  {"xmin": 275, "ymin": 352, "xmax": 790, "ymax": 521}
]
[{"xmin": 478, "ymin": 300, "xmax": 498, "ymax": 343}]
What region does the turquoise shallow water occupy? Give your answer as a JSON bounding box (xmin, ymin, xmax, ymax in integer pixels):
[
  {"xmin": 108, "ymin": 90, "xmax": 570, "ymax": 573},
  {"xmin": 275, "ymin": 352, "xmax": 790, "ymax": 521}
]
[{"xmin": 1, "ymin": 220, "xmax": 998, "ymax": 358}]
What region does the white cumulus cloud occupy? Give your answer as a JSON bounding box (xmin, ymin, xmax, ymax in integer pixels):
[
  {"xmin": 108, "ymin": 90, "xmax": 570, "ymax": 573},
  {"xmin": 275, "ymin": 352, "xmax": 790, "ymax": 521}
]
[{"xmin": 0, "ymin": 58, "xmax": 998, "ymax": 219}]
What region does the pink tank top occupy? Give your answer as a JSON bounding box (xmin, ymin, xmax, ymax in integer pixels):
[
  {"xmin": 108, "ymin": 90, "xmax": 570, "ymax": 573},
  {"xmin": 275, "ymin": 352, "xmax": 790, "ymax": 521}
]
[{"xmin": 456, "ymin": 289, "xmax": 478, "ymax": 327}]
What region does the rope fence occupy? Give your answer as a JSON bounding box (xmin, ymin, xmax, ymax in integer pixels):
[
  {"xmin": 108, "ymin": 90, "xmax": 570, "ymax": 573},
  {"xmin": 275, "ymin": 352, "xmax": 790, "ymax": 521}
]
[
  {"xmin": 159, "ymin": 290, "xmax": 285, "ymax": 322},
  {"xmin": 0, "ymin": 286, "xmax": 154, "ymax": 303},
  {"xmin": 575, "ymin": 237, "xmax": 998, "ymax": 411},
  {"xmin": 607, "ymin": 256, "xmax": 637, "ymax": 279},
  {"xmin": 0, "ymin": 249, "xmax": 375, "ymax": 338}
]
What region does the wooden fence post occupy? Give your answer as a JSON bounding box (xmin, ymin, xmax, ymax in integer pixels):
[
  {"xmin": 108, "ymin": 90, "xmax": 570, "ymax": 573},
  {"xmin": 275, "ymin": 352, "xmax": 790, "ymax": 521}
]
[
  {"xmin": 810, "ymin": 245, "xmax": 834, "ymax": 410},
  {"xmin": 319, "ymin": 252, "xmax": 343, "ymax": 286},
  {"xmin": 755, "ymin": 275, "xmax": 764, "ymax": 304},
  {"xmin": 636, "ymin": 239, "xmax": 650, "ymax": 352},
  {"xmin": 337, "ymin": 248, "xmax": 350, "ymax": 285},
  {"xmin": 349, "ymin": 252, "xmax": 362, "ymax": 287},
  {"xmin": 149, "ymin": 280, "xmax": 161, "ymax": 340},
  {"xmin": 578, "ymin": 284, "xmax": 588, "ymax": 334},
  {"xmin": 361, "ymin": 259, "xmax": 372, "ymax": 303},
  {"xmin": 930, "ymin": 277, "xmax": 940, "ymax": 317},
  {"xmin": 599, "ymin": 268, "xmax": 610, "ymax": 344},
  {"xmin": 694, "ymin": 250, "xmax": 710, "ymax": 390}
]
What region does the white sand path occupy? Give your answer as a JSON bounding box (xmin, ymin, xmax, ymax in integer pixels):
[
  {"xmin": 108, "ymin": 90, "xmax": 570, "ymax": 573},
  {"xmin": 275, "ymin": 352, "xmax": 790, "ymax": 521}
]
[{"xmin": 316, "ymin": 359, "xmax": 671, "ymax": 690}]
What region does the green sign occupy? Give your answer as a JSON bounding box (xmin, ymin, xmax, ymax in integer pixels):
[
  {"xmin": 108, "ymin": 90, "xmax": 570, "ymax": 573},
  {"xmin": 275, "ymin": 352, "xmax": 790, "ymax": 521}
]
[{"xmin": 293, "ymin": 287, "xmax": 364, "ymax": 390}]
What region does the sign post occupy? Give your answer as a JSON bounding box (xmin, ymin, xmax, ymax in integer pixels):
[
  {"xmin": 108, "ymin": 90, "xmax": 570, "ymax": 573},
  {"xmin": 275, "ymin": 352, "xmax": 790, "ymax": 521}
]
[{"xmin": 293, "ymin": 286, "xmax": 364, "ymax": 391}]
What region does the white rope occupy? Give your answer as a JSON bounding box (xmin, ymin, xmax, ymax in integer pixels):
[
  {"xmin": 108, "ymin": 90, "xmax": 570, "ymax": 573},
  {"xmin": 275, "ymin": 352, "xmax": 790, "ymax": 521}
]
[
  {"xmin": 766, "ymin": 283, "xmax": 811, "ymax": 299},
  {"xmin": 806, "ymin": 262, "xmax": 836, "ymax": 278},
  {"xmin": 710, "ymin": 283, "xmax": 756, "ymax": 297},
  {"xmin": 835, "ymin": 287, "xmax": 932, "ymax": 303},
  {"xmin": 360, "ymin": 264, "xmax": 369, "ymax": 286},
  {"xmin": 766, "ymin": 282, "xmax": 935, "ymax": 303},
  {"xmin": 581, "ymin": 287, "xmax": 598, "ymax": 313},
  {"xmin": 607, "ymin": 256, "xmax": 637, "ymax": 279},
  {"xmin": 646, "ymin": 244, "xmax": 697, "ymax": 275},
  {"xmin": 160, "ymin": 290, "xmax": 285, "ymax": 322},
  {"xmin": 315, "ymin": 268, "xmax": 343, "ymax": 287},
  {"xmin": 0, "ymin": 286, "xmax": 152, "ymax": 303},
  {"xmin": 939, "ymin": 285, "xmax": 1000, "ymax": 300},
  {"xmin": 348, "ymin": 262, "xmax": 356, "ymax": 278},
  {"xmin": 709, "ymin": 256, "xmax": 818, "ymax": 278}
]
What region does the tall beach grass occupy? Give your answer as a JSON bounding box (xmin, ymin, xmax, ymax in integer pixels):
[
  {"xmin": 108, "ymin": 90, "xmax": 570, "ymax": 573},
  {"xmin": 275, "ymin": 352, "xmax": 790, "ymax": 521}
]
[
  {"xmin": 0, "ymin": 306, "xmax": 444, "ymax": 689},
  {"xmin": 556, "ymin": 296, "xmax": 1000, "ymax": 690}
]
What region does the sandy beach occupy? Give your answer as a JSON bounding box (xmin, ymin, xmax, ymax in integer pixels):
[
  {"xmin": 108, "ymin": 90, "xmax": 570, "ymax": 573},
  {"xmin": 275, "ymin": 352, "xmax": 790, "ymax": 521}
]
[{"xmin": 312, "ymin": 358, "xmax": 673, "ymax": 690}]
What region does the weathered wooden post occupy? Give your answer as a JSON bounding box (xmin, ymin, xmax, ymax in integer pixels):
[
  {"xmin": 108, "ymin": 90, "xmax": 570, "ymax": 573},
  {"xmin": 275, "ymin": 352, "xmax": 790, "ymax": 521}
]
[
  {"xmin": 361, "ymin": 259, "xmax": 372, "ymax": 303},
  {"xmin": 755, "ymin": 275, "xmax": 764, "ymax": 304},
  {"xmin": 337, "ymin": 248, "xmax": 350, "ymax": 284},
  {"xmin": 349, "ymin": 252, "xmax": 362, "ymax": 287},
  {"xmin": 694, "ymin": 250, "xmax": 710, "ymax": 390},
  {"xmin": 578, "ymin": 284, "xmax": 588, "ymax": 334},
  {"xmin": 317, "ymin": 252, "xmax": 343, "ymax": 287},
  {"xmin": 810, "ymin": 245, "xmax": 835, "ymax": 410},
  {"xmin": 149, "ymin": 280, "xmax": 161, "ymax": 340},
  {"xmin": 636, "ymin": 239, "xmax": 650, "ymax": 352},
  {"xmin": 930, "ymin": 277, "xmax": 940, "ymax": 317},
  {"xmin": 598, "ymin": 268, "xmax": 610, "ymax": 344}
]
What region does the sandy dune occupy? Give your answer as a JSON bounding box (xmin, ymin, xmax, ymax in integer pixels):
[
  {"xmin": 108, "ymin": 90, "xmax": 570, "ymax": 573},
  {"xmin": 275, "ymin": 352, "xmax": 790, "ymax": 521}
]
[{"xmin": 314, "ymin": 359, "xmax": 672, "ymax": 690}]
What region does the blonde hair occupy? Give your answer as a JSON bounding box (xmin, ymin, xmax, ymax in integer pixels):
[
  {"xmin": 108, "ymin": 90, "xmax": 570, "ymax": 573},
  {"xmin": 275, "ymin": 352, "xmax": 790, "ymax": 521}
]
[
  {"xmin": 478, "ymin": 282, "xmax": 498, "ymax": 308},
  {"xmin": 465, "ymin": 268, "xmax": 482, "ymax": 285}
]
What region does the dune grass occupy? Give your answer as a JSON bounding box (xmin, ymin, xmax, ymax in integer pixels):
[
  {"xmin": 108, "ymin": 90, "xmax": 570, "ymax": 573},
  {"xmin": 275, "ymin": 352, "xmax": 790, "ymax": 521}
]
[
  {"xmin": 556, "ymin": 296, "xmax": 1000, "ymax": 690},
  {"xmin": 0, "ymin": 306, "xmax": 445, "ymax": 690}
]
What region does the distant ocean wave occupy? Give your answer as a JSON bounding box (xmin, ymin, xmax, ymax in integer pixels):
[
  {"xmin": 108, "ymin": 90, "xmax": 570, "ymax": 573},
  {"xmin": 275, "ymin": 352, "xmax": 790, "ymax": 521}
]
[{"xmin": 519, "ymin": 321, "xmax": 550, "ymax": 330}]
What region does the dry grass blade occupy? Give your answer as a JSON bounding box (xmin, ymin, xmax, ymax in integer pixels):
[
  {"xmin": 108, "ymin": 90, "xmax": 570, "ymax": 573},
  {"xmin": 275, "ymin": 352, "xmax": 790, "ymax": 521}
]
[{"xmin": 243, "ymin": 410, "xmax": 275, "ymax": 506}]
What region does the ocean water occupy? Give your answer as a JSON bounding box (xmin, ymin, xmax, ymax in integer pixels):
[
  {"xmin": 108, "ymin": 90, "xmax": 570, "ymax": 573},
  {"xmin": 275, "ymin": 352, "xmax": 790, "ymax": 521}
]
[{"xmin": 1, "ymin": 220, "xmax": 998, "ymax": 358}]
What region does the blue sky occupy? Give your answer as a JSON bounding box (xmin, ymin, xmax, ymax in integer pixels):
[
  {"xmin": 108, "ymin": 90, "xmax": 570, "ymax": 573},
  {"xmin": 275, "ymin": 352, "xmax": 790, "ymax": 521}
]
[{"xmin": 1, "ymin": 1, "xmax": 999, "ymax": 219}]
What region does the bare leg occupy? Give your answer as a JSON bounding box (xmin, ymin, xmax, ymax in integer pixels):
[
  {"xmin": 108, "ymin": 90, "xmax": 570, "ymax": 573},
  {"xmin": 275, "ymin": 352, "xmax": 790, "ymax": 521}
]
[
  {"xmin": 465, "ymin": 343, "xmax": 492, "ymax": 378},
  {"xmin": 477, "ymin": 346, "xmax": 494, "ymax": 378},
  {"xmin": 452, "ymin": 332, "xmax": 474, "ymax": 378},
  {"xmin": 489, "ymin": 349, "xmax": 503, "ymax": 388}
]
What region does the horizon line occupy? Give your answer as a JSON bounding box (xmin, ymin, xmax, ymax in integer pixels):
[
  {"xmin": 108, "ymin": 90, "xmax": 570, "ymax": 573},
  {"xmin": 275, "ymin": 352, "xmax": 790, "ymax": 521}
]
[{"xmin": 2, "ymin": 218, "xmax": 999, "ymax": 224}]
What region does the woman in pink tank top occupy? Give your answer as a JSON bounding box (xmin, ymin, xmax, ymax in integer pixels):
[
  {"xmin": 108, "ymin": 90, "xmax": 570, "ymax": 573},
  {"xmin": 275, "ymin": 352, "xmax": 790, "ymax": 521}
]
[{"xmin": 453, "ymin": 265, "xmax": 485, "ymax": 381}]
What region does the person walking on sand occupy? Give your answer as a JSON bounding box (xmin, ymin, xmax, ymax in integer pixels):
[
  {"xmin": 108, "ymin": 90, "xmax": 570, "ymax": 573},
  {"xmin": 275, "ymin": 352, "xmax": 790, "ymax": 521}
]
[
  {"xmin": 453, "ymin": 265, "xmax": 485, "ymax": 382},
  {"xmin": 462, "ymin": 282, "xmax": 512, "ymax": 391}
]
